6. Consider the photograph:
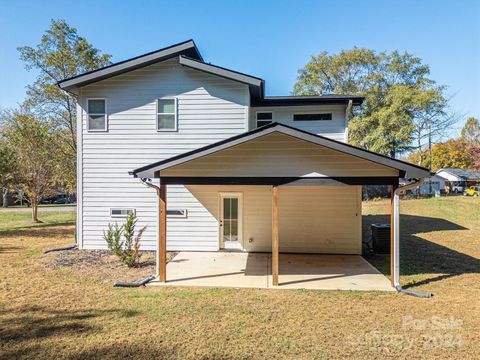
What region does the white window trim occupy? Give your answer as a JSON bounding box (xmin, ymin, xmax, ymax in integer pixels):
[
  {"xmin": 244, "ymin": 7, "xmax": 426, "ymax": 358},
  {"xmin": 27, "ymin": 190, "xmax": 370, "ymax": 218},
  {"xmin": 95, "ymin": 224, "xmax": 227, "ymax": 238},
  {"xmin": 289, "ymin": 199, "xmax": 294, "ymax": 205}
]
[
  {"xmin": 156, "ymin": 97, "xmax": 178, "ymax": 132},
  {"xmin": 110, "ymin": 208, "xmax": 136, "ymax": 218},
  {"xmin": 86, "ymin": 98, "xmax": 108, "ymax": 132},
  {"xmin": 255, "ymin": 111, "xmax": 274, "ymax": 128}
]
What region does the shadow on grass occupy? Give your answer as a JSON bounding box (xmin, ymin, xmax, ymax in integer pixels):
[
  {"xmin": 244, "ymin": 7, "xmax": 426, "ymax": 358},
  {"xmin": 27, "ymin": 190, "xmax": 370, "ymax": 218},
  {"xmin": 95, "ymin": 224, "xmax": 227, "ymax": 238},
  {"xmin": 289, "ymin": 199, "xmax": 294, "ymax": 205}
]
[
  {"xmin": 0, "ymin": 305, "xmax": 140, "ymax": 345},
  {"xmin": 0, "ymin": 221, "xmax": 75, "ymax": 234},
  {"xmin": 363, "ymin": 214, "xmax": 479, "ymax": 288},
  {"xmin": 0, "ymin": 223, "xmax": 75, "ymax": 238}
]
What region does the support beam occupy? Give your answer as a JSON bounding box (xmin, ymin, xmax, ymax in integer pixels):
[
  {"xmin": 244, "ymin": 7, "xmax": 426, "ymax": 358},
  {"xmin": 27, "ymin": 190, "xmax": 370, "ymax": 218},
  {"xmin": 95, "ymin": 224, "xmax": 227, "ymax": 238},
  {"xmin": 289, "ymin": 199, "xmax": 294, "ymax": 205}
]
[
  {"xmin": 159, "ymin": 183, "xmax": 167, "ymax": 282},
  {"xmin": 272, "ymin": 185, "xmax": 279, "ymax": 286},
  {"xmin": 390, "ymin": 182, "xmax": 398, "ymax": 287}
]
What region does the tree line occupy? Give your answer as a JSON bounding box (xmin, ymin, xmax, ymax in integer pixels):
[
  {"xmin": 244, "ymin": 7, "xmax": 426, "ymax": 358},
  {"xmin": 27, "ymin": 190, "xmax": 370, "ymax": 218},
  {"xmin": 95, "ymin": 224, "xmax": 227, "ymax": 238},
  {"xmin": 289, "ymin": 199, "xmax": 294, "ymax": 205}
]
[
  {"xmin": 1, "ymin": 19, "xmax": 477, "ymax": 222},
  {"xmin": 0, "ymin": 19, "xmax": 110, "ymax": 221}
]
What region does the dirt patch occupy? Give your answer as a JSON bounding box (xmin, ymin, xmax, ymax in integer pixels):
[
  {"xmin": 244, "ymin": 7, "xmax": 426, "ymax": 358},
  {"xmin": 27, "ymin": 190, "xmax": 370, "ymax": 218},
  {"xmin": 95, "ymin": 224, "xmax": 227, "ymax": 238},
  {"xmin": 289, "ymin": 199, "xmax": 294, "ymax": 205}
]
[{"xmin": 40, "ymin": 249, "xmax": 174, "ymax": 284}]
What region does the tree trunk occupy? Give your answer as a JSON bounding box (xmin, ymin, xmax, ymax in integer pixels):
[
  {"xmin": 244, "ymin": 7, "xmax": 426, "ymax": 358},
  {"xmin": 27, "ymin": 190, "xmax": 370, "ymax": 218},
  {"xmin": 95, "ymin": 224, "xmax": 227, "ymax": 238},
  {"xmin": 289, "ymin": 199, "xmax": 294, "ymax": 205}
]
[
  {"xmin": 2, "ymin": 188, "xmax": 8, "ymax": 208},
  {"xmin": 32, "ymin": 200, "xmax": 39, "ymax": 223}
]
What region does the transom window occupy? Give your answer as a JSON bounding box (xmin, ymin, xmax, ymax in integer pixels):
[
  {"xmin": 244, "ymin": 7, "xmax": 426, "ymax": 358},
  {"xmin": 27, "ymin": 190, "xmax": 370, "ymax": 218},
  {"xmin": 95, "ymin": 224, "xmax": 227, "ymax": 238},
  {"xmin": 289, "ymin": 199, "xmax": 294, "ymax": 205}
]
[
  {"xmin": 293, "ymin": 113, "xmax": 332, "ymax": 121},
  {"xmin": 256, "ymin": 112, "xmax": 273, "ymax": 127},
  {"xmin": 87, "ymin": 99, "xmax": 107, "ymax": 131},
  {"xmin": 157, "ymin": 98, "xmax": 177, "ymax": 131}
]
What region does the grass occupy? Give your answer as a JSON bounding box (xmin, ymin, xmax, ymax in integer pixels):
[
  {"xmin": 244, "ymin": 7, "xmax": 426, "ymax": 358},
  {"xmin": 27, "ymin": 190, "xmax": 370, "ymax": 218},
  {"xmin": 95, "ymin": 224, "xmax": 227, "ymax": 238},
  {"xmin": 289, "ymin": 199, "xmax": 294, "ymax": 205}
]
[
  {"xmin": 0, "ymin": 209, "xmax": 76, "ymax": 232},
  {"xmin": 0, "ymin": 197, "xmax": 479, "ymax": 359}
]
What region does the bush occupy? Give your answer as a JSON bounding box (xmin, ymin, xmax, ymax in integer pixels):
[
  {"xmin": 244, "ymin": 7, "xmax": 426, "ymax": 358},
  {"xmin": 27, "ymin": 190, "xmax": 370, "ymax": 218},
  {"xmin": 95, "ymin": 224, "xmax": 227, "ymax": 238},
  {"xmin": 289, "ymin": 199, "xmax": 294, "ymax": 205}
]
[{"xmin": 103, "ymin": 212, "xmax": 147, "ymax": 267}]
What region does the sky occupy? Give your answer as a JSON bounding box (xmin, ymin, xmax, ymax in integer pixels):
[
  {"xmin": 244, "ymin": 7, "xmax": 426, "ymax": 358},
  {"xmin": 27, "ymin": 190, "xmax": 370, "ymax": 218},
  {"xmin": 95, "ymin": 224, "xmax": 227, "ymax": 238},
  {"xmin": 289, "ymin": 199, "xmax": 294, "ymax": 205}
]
[{"xmin": 0, "ymin": 0, "xmax": 479, "ymax": 137}]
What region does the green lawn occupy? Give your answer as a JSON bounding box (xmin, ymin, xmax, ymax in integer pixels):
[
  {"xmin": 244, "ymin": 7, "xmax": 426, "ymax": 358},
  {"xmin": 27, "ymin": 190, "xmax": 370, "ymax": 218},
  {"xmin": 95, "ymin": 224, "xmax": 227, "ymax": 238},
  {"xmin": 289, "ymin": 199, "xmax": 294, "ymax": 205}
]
[
  {"xmin": 0, "ymin": 209, "xmax": 76, "ymax": 232},
  {"xmin": 0, "ymin": 196, "xmax": 478, "ymax": 359}
]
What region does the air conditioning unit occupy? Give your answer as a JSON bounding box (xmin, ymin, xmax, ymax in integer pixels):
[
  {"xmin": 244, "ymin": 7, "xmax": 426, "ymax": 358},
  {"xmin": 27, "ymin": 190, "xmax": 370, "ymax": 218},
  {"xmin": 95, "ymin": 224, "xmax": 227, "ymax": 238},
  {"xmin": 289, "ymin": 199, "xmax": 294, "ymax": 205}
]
[{"xmin": 371, "ymin": 223, "xmax": 391, "ymax": 254}]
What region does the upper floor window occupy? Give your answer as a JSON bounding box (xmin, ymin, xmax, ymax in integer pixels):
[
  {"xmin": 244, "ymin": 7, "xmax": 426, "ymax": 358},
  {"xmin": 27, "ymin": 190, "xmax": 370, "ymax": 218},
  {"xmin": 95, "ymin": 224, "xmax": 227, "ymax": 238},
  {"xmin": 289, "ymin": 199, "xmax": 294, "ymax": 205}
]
[
  {"xmin": 256, "ymin": 112, "xmax": 273, "ymax": 127},
  {"xmin": 87, "ymin": 99, "xmax": 107, "ymax": 131},
  {"xmin": 157, "ymin": 98, "xmax": 177, "ymax": 131},
  {"xmin": 293, "ymin": 113, "xmax": 332, "ymax": 121}
]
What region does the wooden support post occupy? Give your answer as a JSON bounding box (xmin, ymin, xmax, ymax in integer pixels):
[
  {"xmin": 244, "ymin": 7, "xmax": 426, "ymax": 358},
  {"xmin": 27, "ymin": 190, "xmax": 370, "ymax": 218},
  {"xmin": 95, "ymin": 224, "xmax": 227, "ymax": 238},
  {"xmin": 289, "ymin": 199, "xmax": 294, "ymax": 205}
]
[
  {"xmin": 390, "ymin": 182, "xmax": 398, "ymax": 287},
  {"xmin": 159, "ymin": 183, "xmax": 167, "ymax": 282},
  {"xmin": 272, "ymin": 185, "xmax": 279, "ymax": 286}
]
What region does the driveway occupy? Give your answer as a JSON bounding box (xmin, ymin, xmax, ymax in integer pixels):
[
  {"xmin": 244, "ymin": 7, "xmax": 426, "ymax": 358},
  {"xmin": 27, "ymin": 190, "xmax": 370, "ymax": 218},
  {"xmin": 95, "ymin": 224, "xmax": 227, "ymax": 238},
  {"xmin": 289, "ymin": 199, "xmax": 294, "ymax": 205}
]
[{"xmin": 150, "ymin": 252, "xmax": 393, "ymax": 291}]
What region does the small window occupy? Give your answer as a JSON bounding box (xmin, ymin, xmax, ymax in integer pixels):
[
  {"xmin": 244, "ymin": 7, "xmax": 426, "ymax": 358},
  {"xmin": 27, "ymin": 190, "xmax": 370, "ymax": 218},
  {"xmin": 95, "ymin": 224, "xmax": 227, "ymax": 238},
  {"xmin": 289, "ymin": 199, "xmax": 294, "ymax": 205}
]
[
  {"xmin": 293, "ymin": 113, "xmax": 332, "ymax": 121},
  {"xmin": 256, "ymin": 112, "xmax": 273, "ymax": 128},
  {"xmin": 157, "ymin": 98, "xmax": 177, "ymax": 131},
  {"xmin": 110, "ymin": 208, "xmax": 135, "ymax": 218},
  {"xmin": 87, "ymin": 99, "xmax": 107, "ymax": 131},
  {"xmin": 166, "ymin": 209, "xmax": 187, "ymax": 218}
]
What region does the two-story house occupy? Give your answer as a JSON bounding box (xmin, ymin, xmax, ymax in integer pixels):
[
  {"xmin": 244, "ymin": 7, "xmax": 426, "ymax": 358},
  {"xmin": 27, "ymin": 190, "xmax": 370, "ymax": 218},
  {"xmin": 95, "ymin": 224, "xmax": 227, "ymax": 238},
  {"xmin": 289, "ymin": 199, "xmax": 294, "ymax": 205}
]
[{"xmin": 59, "ymin": 40, "xmax": 428, "ymax": 288}]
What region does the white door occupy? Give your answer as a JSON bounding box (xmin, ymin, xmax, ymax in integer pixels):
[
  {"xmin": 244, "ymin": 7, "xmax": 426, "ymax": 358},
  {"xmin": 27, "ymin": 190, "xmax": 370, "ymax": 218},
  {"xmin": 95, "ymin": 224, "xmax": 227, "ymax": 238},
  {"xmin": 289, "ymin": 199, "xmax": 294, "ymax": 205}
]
[{"xmin": 219, "ymin": 193, "xmax": 243, "ymax": 250}]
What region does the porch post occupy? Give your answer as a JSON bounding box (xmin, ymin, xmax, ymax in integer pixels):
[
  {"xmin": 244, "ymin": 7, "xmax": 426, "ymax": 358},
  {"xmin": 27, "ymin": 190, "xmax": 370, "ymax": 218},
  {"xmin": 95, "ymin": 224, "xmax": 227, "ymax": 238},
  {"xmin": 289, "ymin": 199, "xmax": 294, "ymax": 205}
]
[
  {"xmin": 272, "ymin": 185, "xmax": 279, "ymax": 286},
  {"xmin": 159, "ymin": 182, "xmax": 167, "ymax": 282},
  {"xmin": 390, "ymin": 181, "xmax": 398, "ymax": 287}
]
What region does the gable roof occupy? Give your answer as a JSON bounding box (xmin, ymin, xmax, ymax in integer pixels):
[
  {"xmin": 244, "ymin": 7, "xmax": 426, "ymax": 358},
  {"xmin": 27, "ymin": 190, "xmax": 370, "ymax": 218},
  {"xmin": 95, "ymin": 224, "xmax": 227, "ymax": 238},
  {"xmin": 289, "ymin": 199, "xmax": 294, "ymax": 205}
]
[
  {"xmin": 179, "ymin": 56, "xmax": 264, "ymax": 98},
  {"xmin": 58, "ymin": 39, "xmax": 202, "ymax": 94},
  {"xmin": 57, "ymin": 39, "xmax": 364, "ymax": 106},
  {"xmin": 130, "ymin": 122, "xmax": 429, "ymax": 179},
  {"xmin": 437, "ymin": 168, "xmax": 480, "ymax": 181}
]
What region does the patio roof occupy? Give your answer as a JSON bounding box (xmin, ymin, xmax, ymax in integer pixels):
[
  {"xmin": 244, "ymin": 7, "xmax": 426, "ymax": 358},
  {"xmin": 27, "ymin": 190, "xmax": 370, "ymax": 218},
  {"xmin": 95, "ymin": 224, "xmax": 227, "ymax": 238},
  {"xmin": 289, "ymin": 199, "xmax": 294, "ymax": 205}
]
[{"xmin": 130, "ymin": 123, "xmax": 429, "ymax": 183}]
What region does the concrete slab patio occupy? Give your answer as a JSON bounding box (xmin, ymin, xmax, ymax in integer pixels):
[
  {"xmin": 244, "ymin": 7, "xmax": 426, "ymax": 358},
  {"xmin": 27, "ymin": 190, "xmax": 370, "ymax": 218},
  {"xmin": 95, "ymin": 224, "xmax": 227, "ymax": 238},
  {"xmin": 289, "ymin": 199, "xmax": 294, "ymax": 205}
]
[{"xmin": 149, "ymin": 252, "xmax": 393, "ymax": 291}]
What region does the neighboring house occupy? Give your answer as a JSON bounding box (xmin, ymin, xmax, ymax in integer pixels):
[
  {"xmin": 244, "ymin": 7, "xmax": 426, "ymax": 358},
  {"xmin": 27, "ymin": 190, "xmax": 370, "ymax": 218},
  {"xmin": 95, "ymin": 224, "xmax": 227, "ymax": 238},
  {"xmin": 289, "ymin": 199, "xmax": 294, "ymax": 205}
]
[
  {"xmin": 416, "ymin": 174, "xmax": 445, "ymax": 195},
  {"xmin": 58, "ymin": 40, "xmax": 429, "ymax": 286},
  {"xmin": 436, "ymin": 168, "xmax": 480, "ymax": 193}
]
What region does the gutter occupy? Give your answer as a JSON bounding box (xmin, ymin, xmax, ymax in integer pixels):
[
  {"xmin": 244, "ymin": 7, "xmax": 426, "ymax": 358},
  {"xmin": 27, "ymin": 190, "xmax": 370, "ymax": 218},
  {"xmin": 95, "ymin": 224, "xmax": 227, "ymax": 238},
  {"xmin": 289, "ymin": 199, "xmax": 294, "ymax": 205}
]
[
  {"xmin": 140, "ymin": 178, "xmax": 161, "ymax": 279},
  {"xmin": 393, "ymin": 178, "xmax": 433, "ymax": 298}
]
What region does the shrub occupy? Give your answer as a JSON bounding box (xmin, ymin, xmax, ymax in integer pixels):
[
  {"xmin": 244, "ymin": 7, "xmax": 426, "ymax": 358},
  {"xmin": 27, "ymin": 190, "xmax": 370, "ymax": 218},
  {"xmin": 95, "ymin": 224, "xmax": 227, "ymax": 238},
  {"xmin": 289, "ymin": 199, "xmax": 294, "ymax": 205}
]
[{"xmin": 103, "ymin": 212, "xmax": 147, "ymax": 267}]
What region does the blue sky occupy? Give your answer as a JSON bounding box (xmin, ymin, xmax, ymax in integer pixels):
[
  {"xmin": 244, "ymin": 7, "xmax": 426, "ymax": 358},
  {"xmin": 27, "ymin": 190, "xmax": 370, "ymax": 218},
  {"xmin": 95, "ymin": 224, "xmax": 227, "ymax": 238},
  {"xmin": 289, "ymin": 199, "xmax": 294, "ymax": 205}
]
[{"xmin": 1, "ymin": 0, "xmax": 479, "ymax": 136}]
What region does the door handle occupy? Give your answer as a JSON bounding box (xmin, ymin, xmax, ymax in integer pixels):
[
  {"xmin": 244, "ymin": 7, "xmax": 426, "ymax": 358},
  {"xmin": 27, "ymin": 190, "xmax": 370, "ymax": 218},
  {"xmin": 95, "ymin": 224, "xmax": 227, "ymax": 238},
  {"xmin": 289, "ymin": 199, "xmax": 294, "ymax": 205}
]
[{"xmin": 219, "ymin": 220, "xmax": 223, "ymax": 226}]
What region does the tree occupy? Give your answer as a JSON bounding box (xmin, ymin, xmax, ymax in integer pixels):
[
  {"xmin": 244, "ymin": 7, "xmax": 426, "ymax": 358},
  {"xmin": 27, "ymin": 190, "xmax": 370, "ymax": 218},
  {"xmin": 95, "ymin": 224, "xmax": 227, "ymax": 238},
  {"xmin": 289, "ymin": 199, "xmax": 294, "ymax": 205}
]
[
  {"xmin": 0, "ymin": 131, "xmax": 16, "ymax": 208},
  {"xmin": 3, "ymin": 110, "xmax": 58, "ymax": 222},
  {"xmin": 429, "ymin": 139, "xmax": 472, "ymax": 171},
  {"xmin": 293, "ymin": 48, "xmax": 453, "ymax": 158},
  {"xmin": 469, "ymin": 146, "xmax": 480, "ymax": 171},
  {"xmin": 18, "ymin": 19, "xmax": 111, "ymax": 192},
  {"xmin": 461, "ymin": 117, "xmax": 480, "ymax": 146}
]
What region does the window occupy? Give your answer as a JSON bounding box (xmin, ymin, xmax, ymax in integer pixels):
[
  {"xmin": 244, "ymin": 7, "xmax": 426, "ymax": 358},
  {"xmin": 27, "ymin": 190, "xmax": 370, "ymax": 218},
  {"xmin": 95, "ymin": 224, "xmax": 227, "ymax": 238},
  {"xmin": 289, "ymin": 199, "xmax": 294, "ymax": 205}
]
[
  {"xmin": 256, "ymin": 112, "xmax": 273, "ymax": 127},
  {"xmin": 87, "ymin": 99, "xmax": 107, "ymax": 131},
  {"xmin": 157, "ymin": 98, "xmax": 177, "ymax": 131},
  {"xmin": 293, "ymin": 113, "xmax": 332, "ymax": 121},
  {"xmin": 110, "ymin": 208, "xmax": 135, "ymax": 218},
  {"xmin": 166, "ymin": 209, "xmax": 188, "ymax": 218}
]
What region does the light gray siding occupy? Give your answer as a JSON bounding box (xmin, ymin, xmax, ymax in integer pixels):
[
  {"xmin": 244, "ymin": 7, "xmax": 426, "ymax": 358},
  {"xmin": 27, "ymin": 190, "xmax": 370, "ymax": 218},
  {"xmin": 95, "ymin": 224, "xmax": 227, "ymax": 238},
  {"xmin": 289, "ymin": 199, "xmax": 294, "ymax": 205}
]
[
  {"xmin": 250, "ymin": 105, "xmax": 348, "ymax": 142},
  {"xmin": 79, "ymin": 58, "xmax": 249, "ymax": 250}
]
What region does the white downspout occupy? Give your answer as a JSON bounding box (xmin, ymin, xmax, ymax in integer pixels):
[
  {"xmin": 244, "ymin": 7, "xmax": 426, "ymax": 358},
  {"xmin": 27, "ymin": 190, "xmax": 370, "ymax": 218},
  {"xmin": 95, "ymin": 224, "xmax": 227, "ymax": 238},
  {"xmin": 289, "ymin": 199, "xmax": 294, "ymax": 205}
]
[
  {"xmin": 393, "ymin": 178, "xmax": 433, "ymax": 298},
  {"xmin": 141, "ymin": 178, "xmax": 161, "ymax": 279}
]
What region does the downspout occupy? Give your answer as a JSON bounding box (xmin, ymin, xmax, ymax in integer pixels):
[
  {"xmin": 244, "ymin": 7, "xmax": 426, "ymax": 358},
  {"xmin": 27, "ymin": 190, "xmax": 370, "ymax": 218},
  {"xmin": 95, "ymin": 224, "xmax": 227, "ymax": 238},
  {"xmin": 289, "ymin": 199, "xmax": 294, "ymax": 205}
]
[
  {"xmin": 393, "ymin": 178, "xmax": 433, "ymax": 298},
  {"xmin": 345, "ymin": 100, "xmax": 352, "ymax": 143},
  {"xmin": 140, "ymin": 178, "xmax": 161, "ymax": 279}
]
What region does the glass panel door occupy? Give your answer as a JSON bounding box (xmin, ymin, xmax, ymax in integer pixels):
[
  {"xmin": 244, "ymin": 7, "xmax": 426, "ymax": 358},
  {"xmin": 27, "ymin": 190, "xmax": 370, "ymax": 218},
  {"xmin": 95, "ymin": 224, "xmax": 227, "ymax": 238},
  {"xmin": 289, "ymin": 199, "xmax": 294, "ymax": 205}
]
[
  {"xmin": 220, "ymin": 194, "xmax": 242, "ymax": 250},
  {"xmin": 223, "ymin": 197, "xmax": 238, "ymax": 242}
]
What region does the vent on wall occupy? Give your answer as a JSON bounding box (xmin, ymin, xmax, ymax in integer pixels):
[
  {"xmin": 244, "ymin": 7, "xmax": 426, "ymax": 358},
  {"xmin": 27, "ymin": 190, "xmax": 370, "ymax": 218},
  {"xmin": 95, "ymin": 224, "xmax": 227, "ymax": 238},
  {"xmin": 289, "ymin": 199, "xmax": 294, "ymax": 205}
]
[
  {"xmin": 110, "ymin": 208, "xmax": 136, "ymax": 218},
  {"xmin": 166, "ymin": 209, "xmax": 188, "ymax": 218}
]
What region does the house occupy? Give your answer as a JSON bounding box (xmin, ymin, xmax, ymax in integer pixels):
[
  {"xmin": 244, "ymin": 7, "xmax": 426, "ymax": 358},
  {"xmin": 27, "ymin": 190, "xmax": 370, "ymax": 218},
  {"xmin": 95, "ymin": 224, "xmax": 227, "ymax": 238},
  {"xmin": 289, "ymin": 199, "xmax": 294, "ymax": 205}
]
[
  {"xmin": 436, "ymin": 168, "xmax": 480, "ymax": 193},
  {"xmin": 410, "ymin": 174, "xmax": 445, "ymax": 195},
  {"xmin": 58, "ymin": 40, "xmax": 429, "ymax": 290}
]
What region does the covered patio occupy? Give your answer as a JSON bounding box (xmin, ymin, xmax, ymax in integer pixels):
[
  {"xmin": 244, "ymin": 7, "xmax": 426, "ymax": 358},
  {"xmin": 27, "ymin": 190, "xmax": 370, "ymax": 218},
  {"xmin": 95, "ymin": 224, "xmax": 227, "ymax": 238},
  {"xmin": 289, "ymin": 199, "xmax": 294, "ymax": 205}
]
[
  {"xmin": 149, "ymin": 252, "xmax": 394, "ymax": 291},
  {"xmin": 131, "ymin": 123, "xmax": 429, "ymax": 291}
]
